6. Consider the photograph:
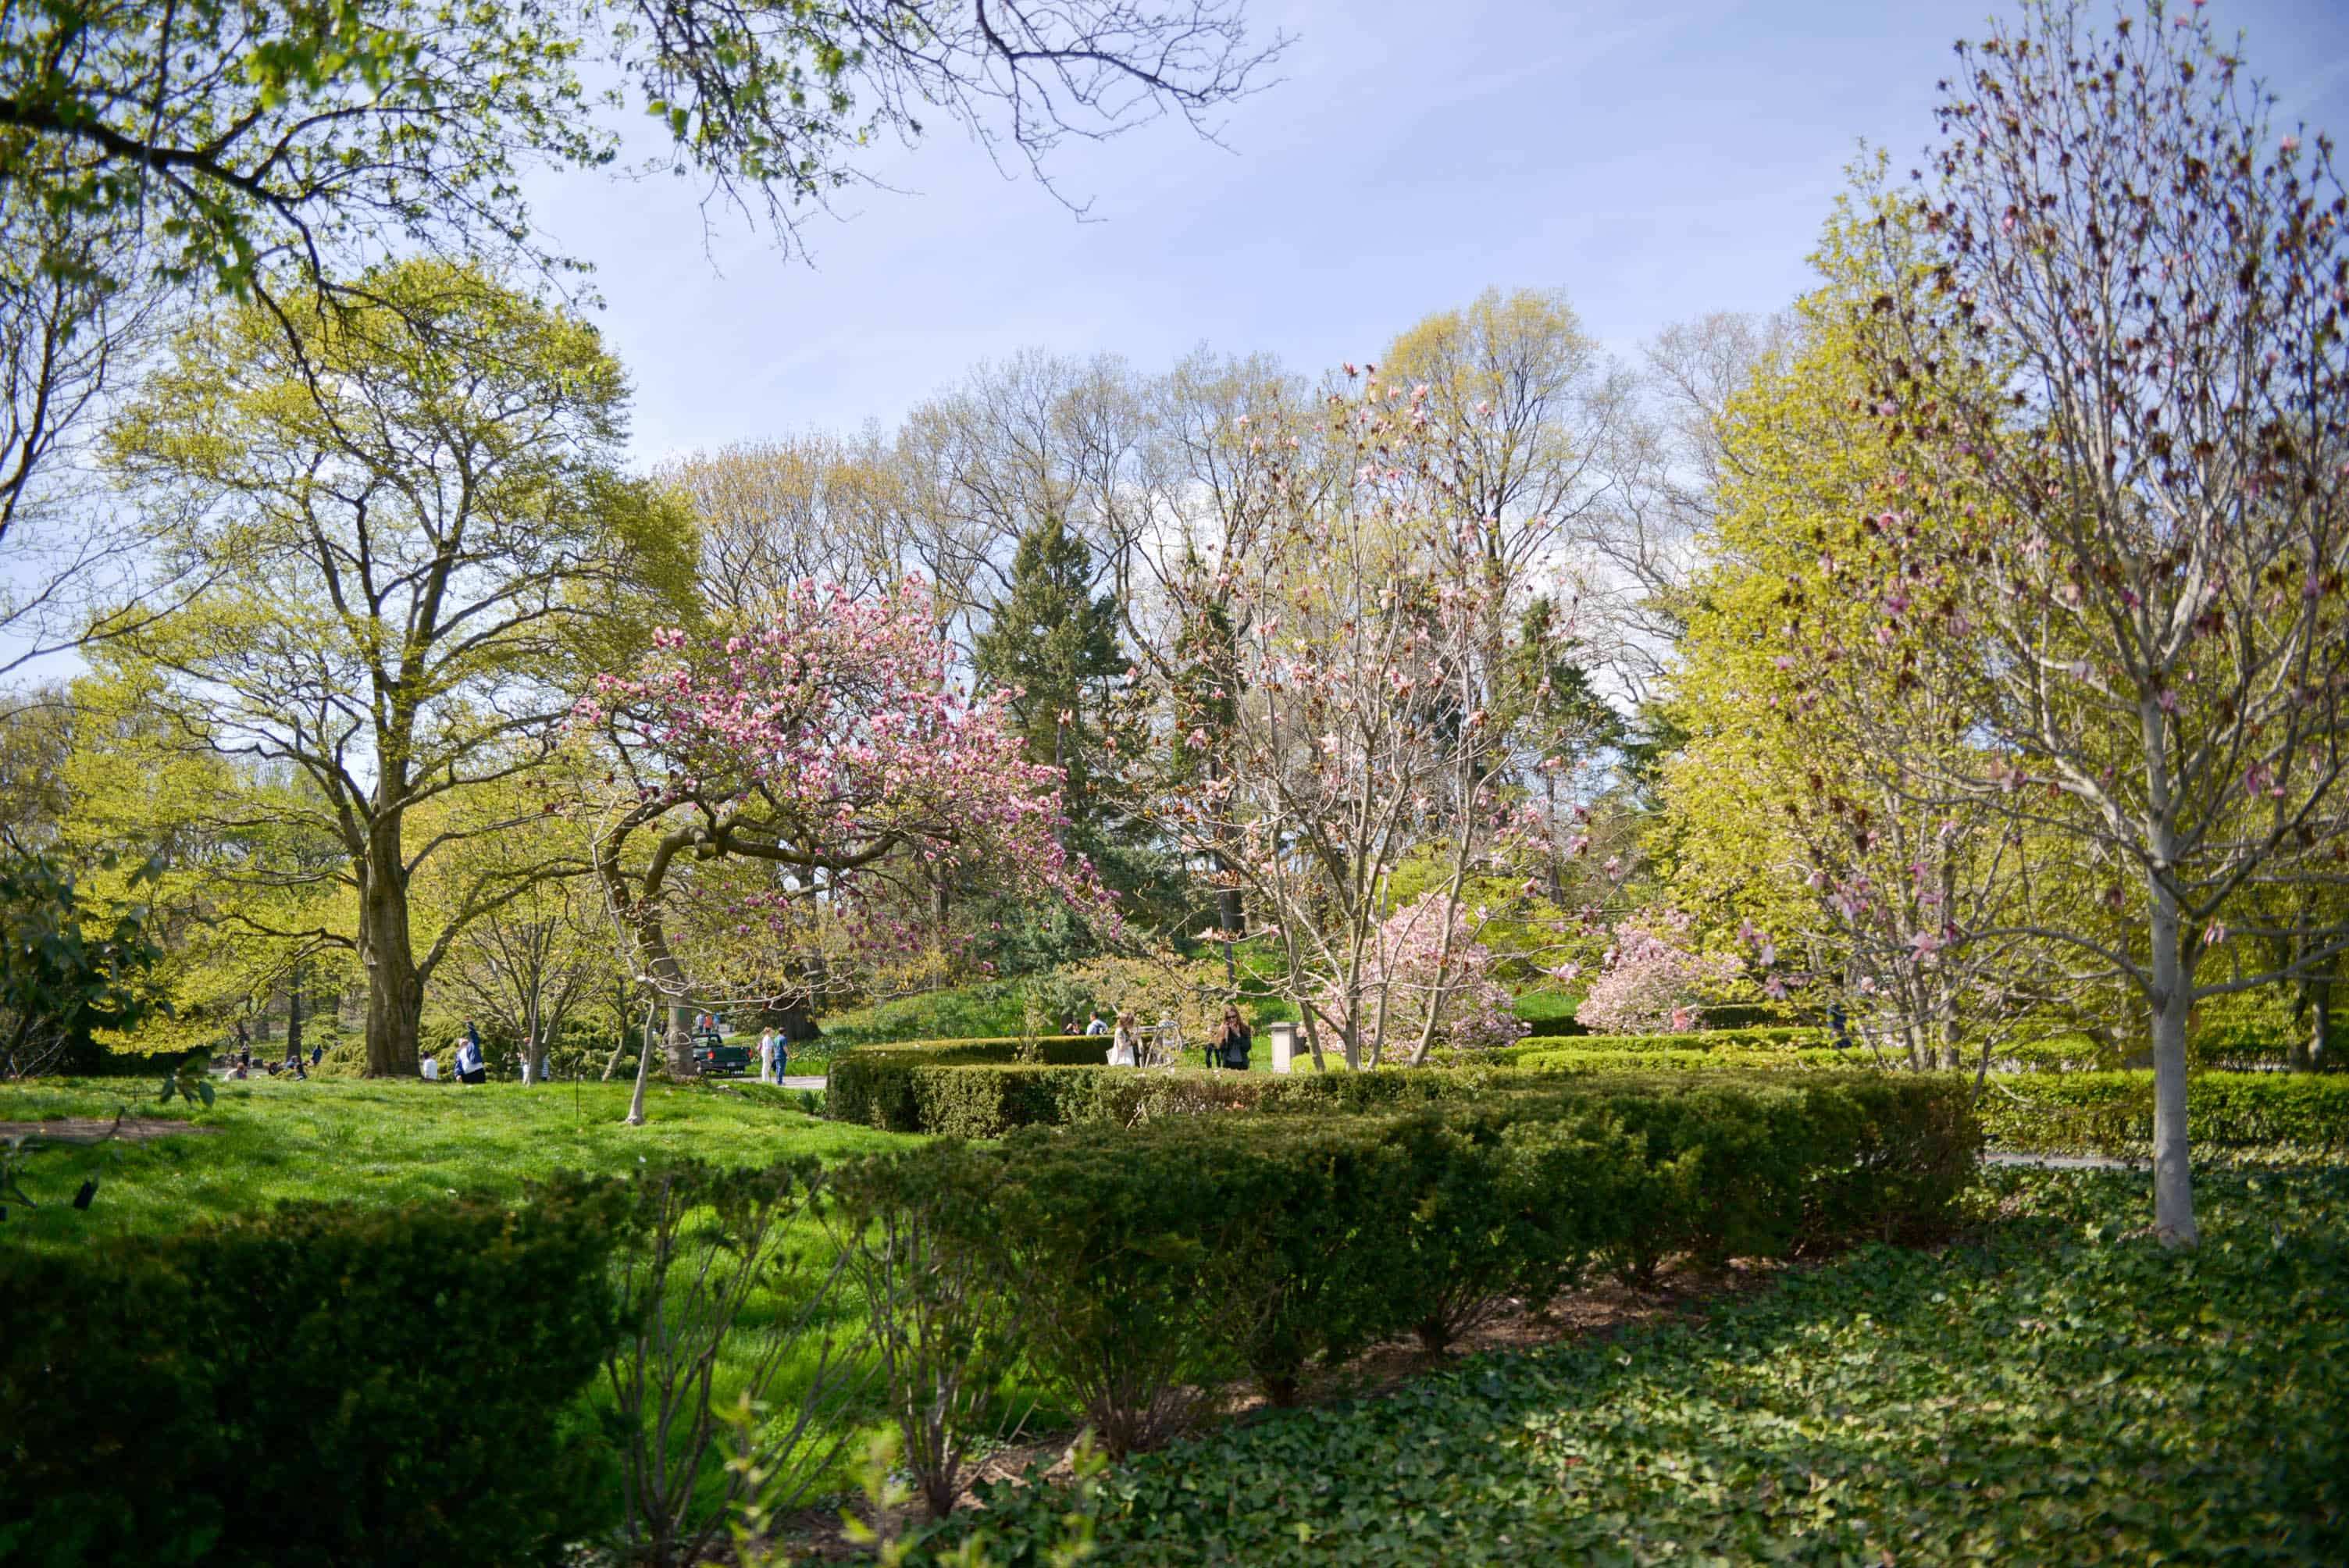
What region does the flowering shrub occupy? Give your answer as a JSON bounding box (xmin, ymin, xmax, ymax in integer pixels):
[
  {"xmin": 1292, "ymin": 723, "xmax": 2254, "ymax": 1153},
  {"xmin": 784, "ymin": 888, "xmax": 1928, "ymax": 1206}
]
[
  {"xmin": 1575, "ymin": 911, "xmax": 1741, "ymax": 1034},
  {"xmin": 1317, "ymin": 894, "xmax": 1524, "ymax": 1057}
]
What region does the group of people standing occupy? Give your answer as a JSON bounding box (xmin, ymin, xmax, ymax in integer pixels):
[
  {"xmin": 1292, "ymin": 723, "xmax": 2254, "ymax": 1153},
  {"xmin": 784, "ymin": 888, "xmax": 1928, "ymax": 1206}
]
[{"xmin": 1064, "ymin": 1006, "xmax": 1253, "ymax": 1071}]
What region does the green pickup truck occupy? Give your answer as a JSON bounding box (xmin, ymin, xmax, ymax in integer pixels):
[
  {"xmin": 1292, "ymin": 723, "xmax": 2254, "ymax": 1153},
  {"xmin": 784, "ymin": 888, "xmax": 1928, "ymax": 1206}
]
[{"xmin": 690, "ymin": 1032, "xmax": 754, "ymax": 1077}]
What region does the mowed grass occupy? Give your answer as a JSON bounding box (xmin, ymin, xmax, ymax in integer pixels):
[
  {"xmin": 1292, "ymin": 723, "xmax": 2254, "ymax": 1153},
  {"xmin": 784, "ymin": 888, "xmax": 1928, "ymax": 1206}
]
[{"xmin": 0, "ymin": 1074, "xmax": 911, "ymax": 1250}]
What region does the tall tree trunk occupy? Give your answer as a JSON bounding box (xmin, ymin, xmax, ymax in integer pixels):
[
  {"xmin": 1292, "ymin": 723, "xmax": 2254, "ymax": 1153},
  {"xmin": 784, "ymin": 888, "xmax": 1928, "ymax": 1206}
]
[
  {"xmin": 2147, "ymin": 875, "xmax": 2198, "ymax": 1246},
  {"xmin": 285, "ymin": 961, "xmax": 306, "ymax": 1062},
  {"xmin": 633, "ymin": 914, "xmax": 701, "ymax": 1078},
  {"xmin": 359, "ymin": 865, "xmax": 424, "ymax": 1077}
]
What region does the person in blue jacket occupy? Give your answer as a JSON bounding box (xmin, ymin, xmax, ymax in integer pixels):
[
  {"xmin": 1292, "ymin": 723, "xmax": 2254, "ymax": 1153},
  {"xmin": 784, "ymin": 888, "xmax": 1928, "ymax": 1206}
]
[{"xmin": 455, "ymin": 1021, "xmax": 488, "ymax": 1085}]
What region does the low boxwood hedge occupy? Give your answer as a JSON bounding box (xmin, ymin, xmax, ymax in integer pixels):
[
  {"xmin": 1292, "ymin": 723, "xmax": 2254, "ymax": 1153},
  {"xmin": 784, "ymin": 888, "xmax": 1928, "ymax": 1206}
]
[
  {"xmin": 832, "ymin": 1034, "xmax": 2349, "ymax": 1156},
  {"xmin": 0, "ymin": 1188, "xmax": 622, "ymax": 1566},
  {"xmin": 856, "ymin": 1073, "xmax": 1974, "ymax": 1451},
  {"xmin": 1979, "ymin": 1070, "xmax": 2349, "ymax": 1153},
  {"xmin": 1469, "ymin": 1026, "xmax": 1828, "ymax": 1065}
]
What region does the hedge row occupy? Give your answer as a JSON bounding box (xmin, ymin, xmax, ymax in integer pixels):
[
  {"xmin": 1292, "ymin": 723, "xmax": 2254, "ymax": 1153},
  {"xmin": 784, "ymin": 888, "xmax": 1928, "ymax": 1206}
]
[
  {"xmin": 1519, "ymin": 1054, "xmax": 2349, "ymax": 1152},
  {"xmin": 1978, "ymin": 1071, "xmax": 2349, "ymax": 1153},
  {"xmin": 830, "ymin": 1049, "xmax": 1813, "ymax": 1137},
  {"xmin": 832, "ymin": 1040, "xmax": 2349, "ymax": 1154},
  {"xmin": 839, "ymin": 1074, "xmax": 1977, "ymax": 1455},
  {"xmin": 1510, "ymin": 1005, "xmax": 1823, "ymax": 1038},
  {"xmin": 0, "ymin": 1192, "xmax": 620, "ymax": 1566},
  {"xmin": 1512, "ymin": 1046, "xmax": 1859, "ymax": 1074},
  {"xmin": 843, "ymin": 1034, "xmax": 1105, "ymax": 1064},
  {"xmin": 1474, "ymin": 1026, "xmax": 1828, "ymax": 1063}
]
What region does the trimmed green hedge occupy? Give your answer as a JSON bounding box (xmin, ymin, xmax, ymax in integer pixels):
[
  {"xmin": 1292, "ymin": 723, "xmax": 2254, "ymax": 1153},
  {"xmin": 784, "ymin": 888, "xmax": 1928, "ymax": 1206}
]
[
  {"xmin": 1980, "ymin": 1071, "xmax": 2349, "ymax": 1153},
  {"xmin": 832, "ymin": 1033, "xmax": 2349, "ymax": 1156},
  {"xmin": 867, "ymin": 1074, "xmax": 1976, "ymax": 1449},
  {"xmin": 0, "ymin": 1190, "xmax": 621, "ymax": 1566},
  {"xmin": 1509, "ymin": 1007, "xmax": 1824, "ymax": 1038},
  {"xmin": 1510, "ymin": 1045, "xmax": 1857, "ymax": 1074},
  {"xmin": 1472, "ymin": 1026, "xmax": 1827, "ymax": 1064}
]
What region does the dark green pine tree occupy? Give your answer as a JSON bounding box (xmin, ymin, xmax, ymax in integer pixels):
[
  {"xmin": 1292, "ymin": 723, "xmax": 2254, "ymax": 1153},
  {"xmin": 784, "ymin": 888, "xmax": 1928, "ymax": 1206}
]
[
  {"xmin": 972, "ymin": 516, "xmax": 1127, "ymax": 822},
  {"xmin": 969, "ymin": 517, "xmax": 1182, "ymax": 969}
]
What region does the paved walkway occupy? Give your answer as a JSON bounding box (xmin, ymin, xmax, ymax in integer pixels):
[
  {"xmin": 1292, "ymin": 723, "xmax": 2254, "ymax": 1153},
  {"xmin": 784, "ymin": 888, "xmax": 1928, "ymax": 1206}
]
[
  {"xmin": 1985, "ymin": 1151, "xmax": 2145, "ymax": 1171},
  {"xmin": 778, "ymin": 1074, "xmax": 825, "ymax": 1092}
]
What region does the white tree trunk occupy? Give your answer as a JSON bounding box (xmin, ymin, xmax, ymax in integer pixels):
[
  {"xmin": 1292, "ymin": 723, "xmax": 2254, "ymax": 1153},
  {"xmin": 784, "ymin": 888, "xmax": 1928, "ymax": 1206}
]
[
  {"xmin": 624, "ymin": 1007, "xmax": 656, "ymax": 1127},
  {"xmin": 2147, "ymin": 878, "xmax": 2198, "ymax": 1246}
]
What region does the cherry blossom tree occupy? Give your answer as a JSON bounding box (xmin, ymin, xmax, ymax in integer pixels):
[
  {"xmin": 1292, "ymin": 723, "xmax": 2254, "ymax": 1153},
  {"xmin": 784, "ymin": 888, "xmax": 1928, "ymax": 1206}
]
[
  {"xmin": 1855, "ymin": 1, "xmax": 2349, "ymax": 1242},
  {"xmin": 574, "ymin": 579, "xmax": 1110, "ymax": 1100}
]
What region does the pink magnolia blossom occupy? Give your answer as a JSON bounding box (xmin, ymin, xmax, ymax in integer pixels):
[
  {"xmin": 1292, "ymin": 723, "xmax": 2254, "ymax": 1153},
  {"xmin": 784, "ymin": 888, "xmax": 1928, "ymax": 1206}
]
[
  {"xmin": 576, "ymin": 579, "xmax": 1114, "ymax": 985},
  {"xmin": 1317, "ymin": 893, "xmax": 1524, "ymax": 1053},
  {"xmin": 1575, "ymin": 910, "xmax": 1740, "ymax": 1033}
]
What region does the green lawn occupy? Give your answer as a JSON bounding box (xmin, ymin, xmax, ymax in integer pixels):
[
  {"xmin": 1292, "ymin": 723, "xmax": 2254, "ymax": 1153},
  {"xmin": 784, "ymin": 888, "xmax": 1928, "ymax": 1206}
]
[
  {"xmin": 0, "ymin": 1075, "xmax": 908, "ymax": 1251},
  {"xmin": 939, "ymin": 1164, "xmax": 2349, "ymax": 1566}
]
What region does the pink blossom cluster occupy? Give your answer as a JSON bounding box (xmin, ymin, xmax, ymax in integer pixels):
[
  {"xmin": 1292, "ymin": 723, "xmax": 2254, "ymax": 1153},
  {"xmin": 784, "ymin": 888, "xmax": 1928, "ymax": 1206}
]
[
  {"xmin": 1574, "ymin": 908, "xmax": 1741, "ymax": 1034},
  {"xmin": 576, "ymin": 579, "xmax": 1115, "ymax": 969},
  {"xmin": 1316, "ymin": 893, "xmax": 1525, "ymax": 1054}
]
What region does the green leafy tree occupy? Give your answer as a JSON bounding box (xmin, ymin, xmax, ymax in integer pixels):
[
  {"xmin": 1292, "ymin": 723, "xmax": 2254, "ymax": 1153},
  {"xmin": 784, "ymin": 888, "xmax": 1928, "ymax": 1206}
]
[
  {"xmin": 0, "ymin": 1, "xmax": 1288, "ymax": 546},
  {"xmin": 0, "ymin": 841, "xmax": 170, "ymax": 1078},
  {"xmin": 102, "ymin": 260, "xmax": 694, "ymax": 1076},
  {"xmin": 1662, "ymin": 201, "xmax": 2103, "ymax": 1071}
]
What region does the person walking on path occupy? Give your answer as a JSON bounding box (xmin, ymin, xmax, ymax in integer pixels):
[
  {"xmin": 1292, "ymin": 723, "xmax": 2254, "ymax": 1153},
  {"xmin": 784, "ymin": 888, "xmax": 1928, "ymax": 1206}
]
[
  {"xmin": 455, "ymin": 1023, "xmax": 487, "ymax": 1085},
  {"xmin": 1210, "ymin": 1007, "xmax": 1252, "ymax": 1071},
  {"xmin": 758, "ymin": 1027, "xmax": 778, "ymax": 1085}
]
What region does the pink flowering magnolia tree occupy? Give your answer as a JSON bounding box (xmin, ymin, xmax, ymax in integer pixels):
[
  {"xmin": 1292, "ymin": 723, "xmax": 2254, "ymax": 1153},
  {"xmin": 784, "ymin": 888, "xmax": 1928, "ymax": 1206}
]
[
  {"xmin": 574, "ymin": 579, "xmax": 1113, "ymax": 1089},
  {"xmin": 1574, "ymin": 909, "xmax": 1740, "ymax": 1035},
  {"xmin": 1132, "ymin": 367, "xmax": 1575, "ymax": 1069},
  {"xmin": 1317, "ymin": 893, "xmax": 1526, "ymax": 1058}
]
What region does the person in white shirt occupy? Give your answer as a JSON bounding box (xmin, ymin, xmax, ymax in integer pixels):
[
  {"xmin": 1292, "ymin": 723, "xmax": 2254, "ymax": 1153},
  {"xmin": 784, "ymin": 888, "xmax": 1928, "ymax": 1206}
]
[
  {"xmin": 420, "ymin": 1055, "xmax": 440, "ymax": 1081},
  {"xmin": 454, "ymin": 1031, "xmax": 487, "ymax": 1085},
  {"xmin": 759, "ymin": 1028, "xmax": 778, "ymax": 1084},
  {"xmin": 1107, "ymin": 1010, "xmax": 1140, "ymax": 1067},
  {"xmin": 1084, "ymin": 1012, "xmax": 1110, "ymax": 1036}
]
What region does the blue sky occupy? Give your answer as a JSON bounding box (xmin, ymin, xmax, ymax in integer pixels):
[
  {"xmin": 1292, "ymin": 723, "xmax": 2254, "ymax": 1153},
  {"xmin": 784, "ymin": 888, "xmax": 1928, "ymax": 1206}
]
[{"xmin": 534, "ymin": 0, "xmax": 2348, "ymax": 463}]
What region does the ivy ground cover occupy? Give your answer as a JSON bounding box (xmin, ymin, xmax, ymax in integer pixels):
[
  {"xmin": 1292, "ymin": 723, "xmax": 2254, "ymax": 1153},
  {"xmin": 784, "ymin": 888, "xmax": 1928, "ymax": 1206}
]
[{"xmin": 944, "ymin": 1166, "xmax": 2348, "ymax": 1566}]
